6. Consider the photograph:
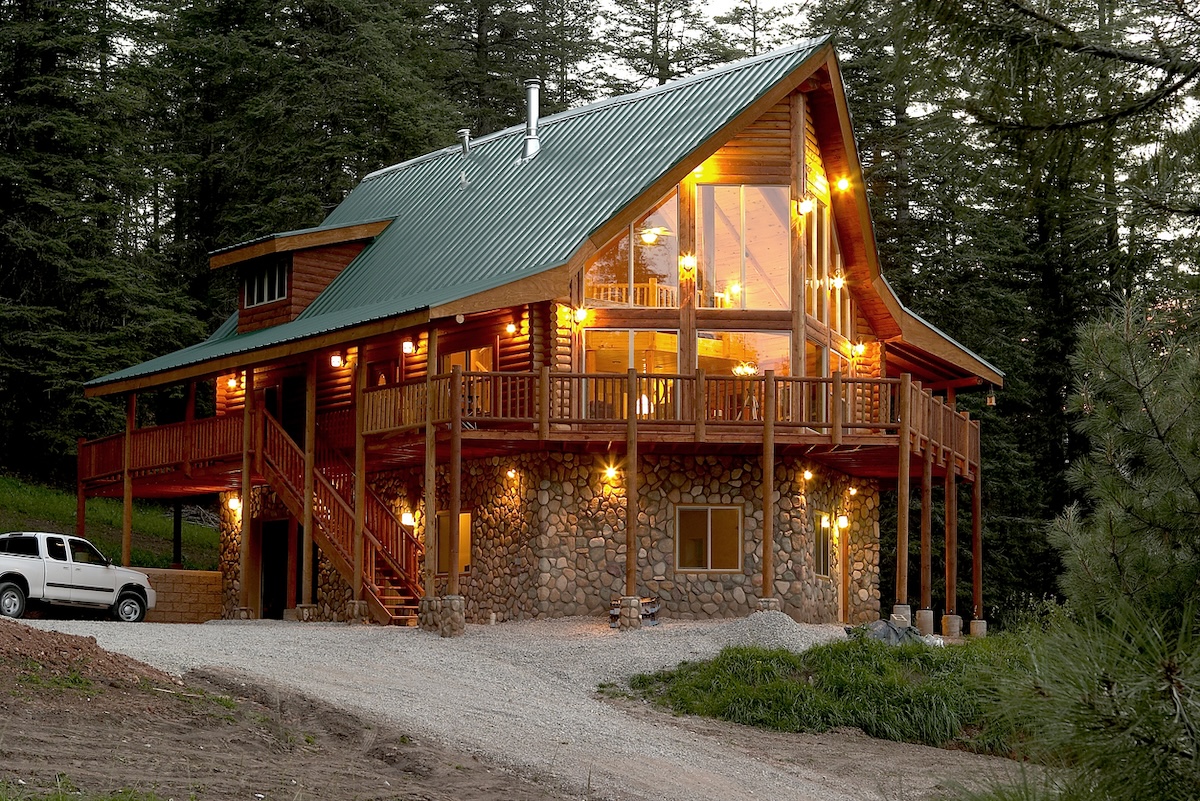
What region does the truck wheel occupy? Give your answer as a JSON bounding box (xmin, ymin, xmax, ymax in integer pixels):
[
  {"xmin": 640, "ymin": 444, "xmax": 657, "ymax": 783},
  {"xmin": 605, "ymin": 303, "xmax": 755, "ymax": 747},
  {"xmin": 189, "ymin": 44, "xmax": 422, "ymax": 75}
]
[
  {"xmin": 0, "ymin": 582, "xmax": 26, "ymax": 619},
  {"xmin": 114, "ymin": 592, "xmax": 146, "ymax": 623}
]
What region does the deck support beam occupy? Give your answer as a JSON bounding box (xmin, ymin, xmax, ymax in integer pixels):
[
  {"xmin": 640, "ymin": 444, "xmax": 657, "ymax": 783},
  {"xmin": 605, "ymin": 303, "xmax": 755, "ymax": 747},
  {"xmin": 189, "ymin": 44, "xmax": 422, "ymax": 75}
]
[
  {"xmin": 301, "ymin": 356, "xmax": 317, "ymax": 607},
  {"xmin": 353, "ymin": 347, "xmax": 367, "ymax": 604},
  {"xmin": 624, "ymin": 368, "xmax": 638, "ymax": 600},
  {"xmin": 760, "ymin": 371, "xmax": 776, "ymax": 605},
  {"xmin": 122, "ymin": 393, "xmax": 135, "ymax": 566},
  {"xmin": 942, "ymin": 463, "xmax": 961, "ymax": 638},
  {"xmin": 920, "ymin": 447, "xmax": 933, "ymax": 610},
  {"xmin": 971, "ymin": 465, "xmax": 984, "ymax": 632},
  {"xmin": 895, "ymin": 374, "xmax": 912, "ymax": 609},
  {"xmin": 448, "ymin": 366, "xmax": 463, "ymax": 598},
  {"xmin": 75, "ymin": 438, "xmax": 86, "ymax": 539},
  {"xmin": 238, "ymin": 369, "xmax": 255, "ymax": 613},
  {"xmin": 171, "ymin": 500, "xmax": 183, "ymax": 569}
]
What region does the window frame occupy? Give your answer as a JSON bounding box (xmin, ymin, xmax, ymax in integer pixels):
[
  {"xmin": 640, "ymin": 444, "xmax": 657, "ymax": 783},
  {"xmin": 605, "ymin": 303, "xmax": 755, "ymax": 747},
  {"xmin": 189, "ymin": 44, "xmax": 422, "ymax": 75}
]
[
  {"xmin": 675, "ymin": 504, "xmax": 743, "ymax": 573},
  {"xmin": 696, "ymin": 182, "xmax": 791, "ymax": 311},
  {"xmin": 244, "ymin": 260, "xmax": 289, "ymax": 308},
  {"xmin": 583, "ymin": 190, "xmax": 680, "ymax": 309}
]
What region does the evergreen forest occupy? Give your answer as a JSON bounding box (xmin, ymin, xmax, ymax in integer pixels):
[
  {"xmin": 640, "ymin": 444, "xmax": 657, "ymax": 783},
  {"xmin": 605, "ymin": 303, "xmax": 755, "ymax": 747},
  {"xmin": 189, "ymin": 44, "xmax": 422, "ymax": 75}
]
[{"xmin": 2, "ymin": 0, "xmax": 1198, "ymax": 618}]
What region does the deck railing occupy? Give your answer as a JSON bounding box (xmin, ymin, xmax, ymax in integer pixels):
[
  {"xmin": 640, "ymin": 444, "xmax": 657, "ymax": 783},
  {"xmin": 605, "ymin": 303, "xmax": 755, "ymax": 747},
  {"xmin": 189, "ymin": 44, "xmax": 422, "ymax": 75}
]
[{"xmin": 78, "ymin": 415, "xmax": 243, "ymax": 484}]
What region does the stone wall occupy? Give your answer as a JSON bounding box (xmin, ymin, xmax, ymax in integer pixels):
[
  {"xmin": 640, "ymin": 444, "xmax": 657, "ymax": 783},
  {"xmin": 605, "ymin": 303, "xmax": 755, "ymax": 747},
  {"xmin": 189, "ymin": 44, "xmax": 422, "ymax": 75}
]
[
  {"xmin": 142, "ymin": 568, "xmax": 223, "ymax": 623},
  {"xmin": 217, "ymin": 490, "xmax": 241, "ymax": 618}
]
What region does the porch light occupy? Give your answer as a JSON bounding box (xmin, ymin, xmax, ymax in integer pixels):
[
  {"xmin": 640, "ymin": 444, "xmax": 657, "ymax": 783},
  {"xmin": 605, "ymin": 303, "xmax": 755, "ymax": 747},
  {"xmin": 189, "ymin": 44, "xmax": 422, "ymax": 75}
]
[
  {"xmin": 638, "ymin": 226, "xmax": 671, "ymax": 245},
  {"xmin": 803, "ymin": 469, "xmax": 813, "ymax": 481},
  {"xmin": 836, "ymin": 177, "xmax": 850, "ymax": 191},
  {"xmin": 505, "ymin": 322, "xmax": 517, "ymax": 335},
  {"xmin": 227, "ymin": 496, "xmax": 242, "ymax": 513},
  {"xmin": 573, "ymin": 307, "xmax": 589, "ymax": 324},
  {"xmin": 679, "ymin": 253, "xmax": 697, "ymax": 274},
  {"xmin": 837, "ymin": 514, "xmax": 850, "ymax": 529},
  {"xmin": 402, "ymin": 340, "xmax": 415, "ymax": 355},
  {"xmin": 986, "ymin": 387, "xmax": 997, "ymax": 407},
  {"xmin": 400, "ymin": 511, "xmax": 415, "ymax": 527},
  {"xmin": 852, "ymin": 342, "xmax": 866, "ymax": 357},
  {"xmin": 329, "ymin": 352, "xmax": 344, "ymax": 369},
  {"xmin": 796, "ymin": 197, "xmax": 815, "ymax": 215},
  {"xmin": 831, "ymin": 272, "xmax": 845, "ymax": 291},
  {"xmin": 506, "ymin": 468, "xmax": 517, "ymax": 479},
  {"xmin": 226, "ymin": 375, "xmax": 238, "ymax": 391},
  {"xmin": 604, "ymin": 465, "xmax": 618, "ymax": 480},
  {"xmin": 848, "ymin": 486, "xmax": 858, "ymax": 496}
]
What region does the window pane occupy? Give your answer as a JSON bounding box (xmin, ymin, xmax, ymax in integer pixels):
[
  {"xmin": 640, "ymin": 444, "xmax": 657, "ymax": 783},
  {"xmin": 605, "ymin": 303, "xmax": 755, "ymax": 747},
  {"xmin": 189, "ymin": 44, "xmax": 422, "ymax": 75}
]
[
  {"xmin": 698, "ymin": 185, "xmax": 743, "ymax": 308},
  {"xmin": 583, "ymin": 232, "xmax": 630, "ymax": 306},
  {"xmin": 816, "ymin": 513, "xmax": 831, "ymax": 576},
  {"xmin": 677, "ymin": 509, "xmax": 708, "ymax": 569},
  {"xmin": 743, "ymin": 186, "xmax": 790, "ymax": 310},
  {"xmin": 709, "ymin": 509, "xmax": 740, "ymax": 569},
  {"xmin": 697, "ymin": 331, "xmax": 790, "ymax": 377},
  {"xmin": 46, "ymin": 537, "xmax": 67, "ymax": 561},
  {"xmin": 583, "ymin": 330, "xmax": 630, "ymax": 374},
  {"xmin": 70, "ymin": 539, "xmax": 104, "ymax": 564},
  {"xmin": 631, "ymin": 192, "xmax": 679, "ymax": 308},
  {"xmin": 437, "ymin": 513, "xmax": 472, "ymax": 573}
]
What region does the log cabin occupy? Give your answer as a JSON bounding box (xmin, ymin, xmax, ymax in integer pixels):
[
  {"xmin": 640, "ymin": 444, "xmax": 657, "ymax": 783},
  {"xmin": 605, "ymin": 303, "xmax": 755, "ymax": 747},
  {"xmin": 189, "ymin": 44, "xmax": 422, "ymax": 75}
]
[{"xmin": 79, "ymin": 37, "xmax": 1003, "ymax": 636}]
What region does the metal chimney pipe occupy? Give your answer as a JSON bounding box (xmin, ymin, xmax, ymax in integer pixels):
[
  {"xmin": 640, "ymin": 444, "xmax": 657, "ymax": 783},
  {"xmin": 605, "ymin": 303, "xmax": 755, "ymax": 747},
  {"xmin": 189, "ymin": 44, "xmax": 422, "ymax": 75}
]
[
  {"xmin": 457, "ymin": 128, "xmax": 471, "ymax": 157},
  {"xmin": 522, "ymin": 78, "xmax": 541, "ymax": 161}
]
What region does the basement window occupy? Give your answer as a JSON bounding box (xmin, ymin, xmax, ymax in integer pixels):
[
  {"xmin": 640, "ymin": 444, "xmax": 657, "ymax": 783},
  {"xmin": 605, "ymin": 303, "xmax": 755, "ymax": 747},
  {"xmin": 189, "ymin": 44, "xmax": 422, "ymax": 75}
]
[
  {"xmin": 244, "ymin": 260, "xmax": 288, "ymax": 308},
  {"xmin": 676, "ymin": 506, "xmax": 741, "ymax": 571},
  {"xmin": 436, "ymin": 511, "xmax": 472, "ymax": 574}
]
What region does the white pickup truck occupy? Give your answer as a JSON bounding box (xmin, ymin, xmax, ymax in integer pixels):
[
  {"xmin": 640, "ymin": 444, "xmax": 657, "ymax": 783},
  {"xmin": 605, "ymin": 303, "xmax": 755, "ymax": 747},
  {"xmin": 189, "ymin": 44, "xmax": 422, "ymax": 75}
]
[{"xmin": 0, "ymin": 532, "xmax": 157, "ymax": 622}]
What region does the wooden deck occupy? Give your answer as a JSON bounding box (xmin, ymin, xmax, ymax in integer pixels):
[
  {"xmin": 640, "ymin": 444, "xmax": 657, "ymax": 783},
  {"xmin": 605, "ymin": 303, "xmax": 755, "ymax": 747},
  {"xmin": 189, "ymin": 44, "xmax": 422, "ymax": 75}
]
[{"xmin": 78, "ymin": 369, "xmax": 979, "ymax": 496}]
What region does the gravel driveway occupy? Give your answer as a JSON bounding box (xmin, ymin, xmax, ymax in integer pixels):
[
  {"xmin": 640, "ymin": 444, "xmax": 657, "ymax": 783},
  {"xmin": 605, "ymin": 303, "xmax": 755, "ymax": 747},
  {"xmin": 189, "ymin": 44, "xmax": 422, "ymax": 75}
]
[{"xmin": 26, "ymin": 613, "xmax": 1011, "ymax": 800}]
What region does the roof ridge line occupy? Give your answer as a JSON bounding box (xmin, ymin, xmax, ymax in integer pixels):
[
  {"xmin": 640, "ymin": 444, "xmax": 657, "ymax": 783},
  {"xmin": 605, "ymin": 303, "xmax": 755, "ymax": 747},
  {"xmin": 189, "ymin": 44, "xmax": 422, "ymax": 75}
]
[{"xmin": 362, "ymin": 37, "xmax": 830, "ymax": 184}]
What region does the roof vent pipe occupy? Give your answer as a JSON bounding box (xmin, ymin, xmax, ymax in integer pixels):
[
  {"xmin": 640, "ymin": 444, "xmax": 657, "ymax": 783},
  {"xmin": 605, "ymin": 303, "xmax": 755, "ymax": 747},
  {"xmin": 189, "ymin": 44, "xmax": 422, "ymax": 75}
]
[
  {"xmin": 457, "ymin": 128, "xmax": 471, "ymax": 157},
  {"xmin": 522, "ymin": 78, "xmax": 541, "ymax": 161}
]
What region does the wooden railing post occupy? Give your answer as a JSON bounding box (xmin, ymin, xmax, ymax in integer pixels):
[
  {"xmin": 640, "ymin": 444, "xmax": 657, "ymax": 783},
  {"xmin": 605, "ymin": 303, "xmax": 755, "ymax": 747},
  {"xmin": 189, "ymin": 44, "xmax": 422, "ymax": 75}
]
[
  {"xmin": 625, "ymin": 368, "xmax": 638, "ymax": 598},
  {"xmin": 448, "ymin": 365, "xmax": 463, "ymax": 596},
  {"xmin": 122, "ymin": 393, "xmax": 135, "ymax": 567},
  {"xmin": 239, "ymin": 369, "xmax": 254, "ymax": 613},
  {"xmin": 539, "ymin": 365, "xmax": 550, "ymax": 439},
  {"xmin": 183, "ymin": 380, "xmax": 196, "ymax": 477},
  {"xmin": 895, "ymin": 373, "xmax": 912, "ymax": 607},
  {"xmin": 694, "ymin": 368, "xmax": 706, "ymax": 442},
  {"xmin": 761, "ymin": 371, "xmax": 776, "ymax": 601},
  {"xmin": 831, "ymin": 370, "xmax": 843, "ymax": 445}
]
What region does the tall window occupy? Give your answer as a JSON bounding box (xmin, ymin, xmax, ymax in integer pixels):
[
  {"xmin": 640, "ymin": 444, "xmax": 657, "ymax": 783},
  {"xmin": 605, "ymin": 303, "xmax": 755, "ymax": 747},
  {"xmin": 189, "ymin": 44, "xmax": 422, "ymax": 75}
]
[
  {"xmin": 677, "ymin": 506, "xmax": 741, "ymax": 571},
  {"xmin": 583, "ymin": 330, "xmax": 678, "ymax": 419},
  {"xmin": 815, "ymin": 512, "xmax": 832, "ymax": 577},
  {"xmin": 584, "ymin": 191, "xmax": 679, "ymax": 308},
  {"xmin": 697, "ymin": 185, "xmax": 790, "ymax": 310},
  {"xmin": 245, "ymin": 260, "xmax": 288, "ymax": 307},
  {"xmin": 436, "ymin": 511, "xmax": 471, "ymax": 574}
]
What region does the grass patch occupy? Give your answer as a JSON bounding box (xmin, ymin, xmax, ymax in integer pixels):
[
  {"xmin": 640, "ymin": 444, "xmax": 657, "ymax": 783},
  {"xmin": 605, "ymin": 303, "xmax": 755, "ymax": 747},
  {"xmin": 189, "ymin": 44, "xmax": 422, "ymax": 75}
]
[
  {"xmin": 626, "ymin": 632, "xmax": 1028, "ymax": 754},
  {"xmin": 16, "ymin": 659, "xmax": 97, "ymax": 693},
  {"xmin": 0, "ymin": 474, "xmax": 218, "ymax": 570}
]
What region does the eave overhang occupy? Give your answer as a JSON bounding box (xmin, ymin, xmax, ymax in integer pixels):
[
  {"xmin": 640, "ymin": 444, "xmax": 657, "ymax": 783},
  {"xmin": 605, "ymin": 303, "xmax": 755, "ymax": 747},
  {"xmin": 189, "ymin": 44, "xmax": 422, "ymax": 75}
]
[{"xmin": 208, "ymin": 219, "xmax": 393, "ymax": 270}]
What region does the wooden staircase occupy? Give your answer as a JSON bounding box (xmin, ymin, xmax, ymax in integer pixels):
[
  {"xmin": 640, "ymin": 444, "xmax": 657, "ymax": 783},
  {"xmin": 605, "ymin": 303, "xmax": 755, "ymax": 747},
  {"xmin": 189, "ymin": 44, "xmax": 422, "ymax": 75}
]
[{"xmin": 260, "ymin": 413, "xmax": 423, "ymax": 625}]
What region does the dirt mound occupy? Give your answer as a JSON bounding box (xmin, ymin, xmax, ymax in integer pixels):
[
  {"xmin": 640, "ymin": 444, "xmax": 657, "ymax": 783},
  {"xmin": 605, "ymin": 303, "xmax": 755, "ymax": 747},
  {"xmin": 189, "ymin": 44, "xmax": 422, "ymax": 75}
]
[{"xmin": 0, "ymin": 616, "xmax": 177, "ymax": 688}]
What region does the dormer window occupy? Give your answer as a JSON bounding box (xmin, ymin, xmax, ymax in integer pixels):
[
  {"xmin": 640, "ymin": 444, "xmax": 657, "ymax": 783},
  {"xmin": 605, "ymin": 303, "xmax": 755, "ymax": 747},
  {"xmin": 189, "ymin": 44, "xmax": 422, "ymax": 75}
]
[{"xmin": 245, "ymin": 260, "xmax": 288, "ymax": 308}]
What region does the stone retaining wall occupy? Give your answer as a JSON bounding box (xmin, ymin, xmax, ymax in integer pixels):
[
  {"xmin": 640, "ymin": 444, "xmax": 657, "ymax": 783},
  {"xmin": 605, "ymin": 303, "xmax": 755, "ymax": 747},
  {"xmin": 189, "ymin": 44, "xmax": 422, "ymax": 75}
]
[{"xmin": 143, "ymin": 568, "xmax": 223, "ymax": 623}]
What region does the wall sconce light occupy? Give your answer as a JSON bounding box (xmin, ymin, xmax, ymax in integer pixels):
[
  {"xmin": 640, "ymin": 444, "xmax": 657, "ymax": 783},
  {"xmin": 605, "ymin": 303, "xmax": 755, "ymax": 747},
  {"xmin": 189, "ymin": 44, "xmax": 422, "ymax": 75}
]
[
  {"xmin": 848, "ymin": 486, "xmax": 858, "ymax": 496},
  {"xmin": 402, "ymin": 340, "xmax": 415, "ymax": 355},
  {"xmin": 505, "ymin": 322, "xmax": 517, "ymax": 335},
  {"xmin": 226, "ymin": 375, "xmax": 238, "ymax": 390},
  {"xmin": 227, "ymin": 496, "xmax": 242, "ymax": 513},
  {"xmin": 795, "ymin": 196, "xmax": 815, "ymax": 215},
  {"xmin": 604, "ymin": 465, "xmax": 618, "ymax": 480},
  {"xmin": 400, "ymin": 511, "xmax": 416, "ymax": 527},
  {"xmin": 506, "ymin": 468, "xmax": 517, "ymax": 479},
  {"xmin": 836, "ymin": 177, "xmax": 850, "ymax": 191},
  {"xmin": 986, "ymin": 387, "xmax": 997, "ymax": 407},
  {"xmin": 329, "ymin": 352, "xmax": 344, "ymax": 369},
  {"xmin": 573, "ymin": 307, "xmax": 589, "ymax": 324},
  {"xmin": 679, "ymin": 253, "xmax": 697, "ymax": 274},
  {"xmin": 831, "ymin": 272, "xmax": 845, "ymax": 291},
  {"xmin": 852, "ymin": 342, "xmax": 866, "ymax": 357},
  {"xmin": 638, "ymin": 226, "xmax": 671, "ymax": 245},
  {"xmin": 729, "ymin": 282, "xmax": 742, "ymax": 297},
  {"xmin": 836, "ymin": 513, "xmax": 850, "ymax": 529},
  {"xmin": 803, "ymin": 469, "xmax": 813, "ymax": 481}
]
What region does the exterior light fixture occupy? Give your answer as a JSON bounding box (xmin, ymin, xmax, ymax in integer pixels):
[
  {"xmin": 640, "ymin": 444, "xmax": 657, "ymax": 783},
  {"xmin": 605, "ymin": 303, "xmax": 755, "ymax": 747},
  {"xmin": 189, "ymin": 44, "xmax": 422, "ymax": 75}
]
[
  {"xmin": 638, "ymin": 226, "xmax": 671, "ymax": 245},
  {"xmin": 402, "ymin": 340, "xmax": 415, "ymax": 355},
  {"xmin": 400, "ymin": 511, "xmax": 416, "ymax": 527},
  {"xmin": 729, "ymin": 282, "xmax": 742, "ymax": 296},
  {"xmin": 849, "ymin": 486, "xmax": 858, "ymax": 496},
  {"xmin": 986, "ymin": 387, "xmax": 997, "ymax": 407},
  {"xmin": 573, "ymin": 307, "xmax": 589, "ymax": 324},
  {"xmin": 226, "ymin": 375, "xmax": 238, "ymax": 390},
  {"xmin": 604, "ymin": 465, "xmax": 618, "ymax": 480},
  {"xmin": 505, "ymin": 322, "xmax": 517, "ymax": 335},
  {"xmin": 227, "ymin": 496, "xmax": 242, "ymax": 512},
  {"xmin": 679, "ymin": 253, "xmax": 697, "ymax": 274},
  {"xmin": 803, "ymin": 469, "xmax": 813, "ymax": 481},
  {"xmin": 852, "ymin": 342, "xmax": 866, "ymax": 357},
  {"xmin": 796, "ymin": 197, "xmax": 815, "ymax": 215},
  {"xmin": 837, "ymin": 514, "xmax": 850, "ymax": 529},
  {"xmin": 329, "ymin": 352, "xmax": 344, "ymax": 369},
  {"xmin": 836, "ymin": 177, "xmax": 850, "ymax": 191},
  {"xmin": 506, "ymin": 468, "xmax": 517, "ymax": 479},
  {"xmin": 831, "ymin": 272, "xmax": 845, "ymax": 291}
]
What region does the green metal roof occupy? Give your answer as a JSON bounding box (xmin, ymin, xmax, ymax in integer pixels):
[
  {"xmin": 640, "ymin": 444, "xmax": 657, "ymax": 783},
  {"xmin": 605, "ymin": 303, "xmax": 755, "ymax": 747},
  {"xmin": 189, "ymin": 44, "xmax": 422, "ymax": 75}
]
[{"xmin": 88, "ymin": 38, "xmax": 832, "ymax": 389}]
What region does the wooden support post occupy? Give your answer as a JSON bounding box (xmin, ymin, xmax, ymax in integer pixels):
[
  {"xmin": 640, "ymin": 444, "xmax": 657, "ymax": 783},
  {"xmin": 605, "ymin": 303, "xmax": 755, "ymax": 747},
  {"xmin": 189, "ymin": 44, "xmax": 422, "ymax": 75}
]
[
  {"xmin": 239, "ymin": 369, "xmax": 255, "ymax": 610},
  {"xmin": 75, "ymin": 438, "xmax": 86, "ymax": 539},
  {"xmin": 944, "ymin": 466, "xmax": 958, "ymax": 615},
  {"xmin": 895, "ymin": 373, "xmax": 911, "ymax": 605},
  {"xmin": 423, "ymin": 372, "xmax": 437, "ymax": 597},
  {"xmin": 972, "ymin": 467, "xmax": 983, "ymax": 619},
  {"xmin": 694, "ymin": 368, "xmax": 706, "ymax": 442},
  {"xmin": 831, "ymin": 370, "xmax": 843, "ymax": 445},
  {"xmin": 122, "ymin": 393, "xmax": 135, "ymax": 566},
  {"xmin": 761, "ymin": 371, "xmax": 776, "ymax": 599},
  {"xmin": 921, "ymin": 448, "xmax": 933, "ymax": 610},
  {"xmin": 171, "ymin": 500, "xmax": 183, "ymax": 569},
  {"xmin": 448, "ymin": 366, "xmax": 463, "ymax": 596},
  {"xmin": 302, "ymin": 356, "xmax": 317, "ymax": 606},
  {"xmin": 183, "ymin": 380, "xmax": 196, "ymax": 477},
  {"xmin": 538, "ymin": 365, "xmax": 550, "ymax": 440},
  {"xmin": 353, "ymin": 348, "xmax": 367, "ymax": 602},
  {"xmin": 625, "ymin": 368, "xmax": 638, "ymax": 598}
]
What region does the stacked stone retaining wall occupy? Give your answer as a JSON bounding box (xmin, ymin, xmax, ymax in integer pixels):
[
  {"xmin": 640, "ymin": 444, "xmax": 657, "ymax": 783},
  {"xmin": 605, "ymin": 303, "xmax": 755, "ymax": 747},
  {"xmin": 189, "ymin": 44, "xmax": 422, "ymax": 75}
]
[{"xmin": 142, "ymin": 568, "xmax": 223, "ymax": 623}]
